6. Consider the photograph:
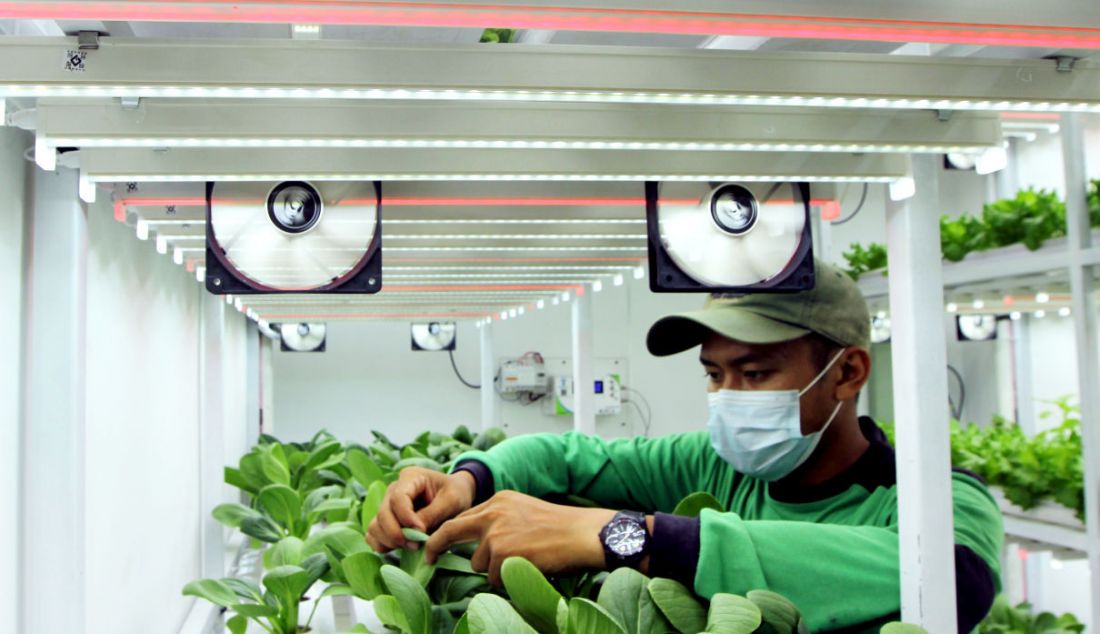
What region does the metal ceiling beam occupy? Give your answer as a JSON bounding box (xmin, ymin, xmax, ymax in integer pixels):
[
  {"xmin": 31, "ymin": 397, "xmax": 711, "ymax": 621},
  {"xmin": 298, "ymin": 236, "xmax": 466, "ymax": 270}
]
[
  {"xmin": 36, "ymin": 100, "xmax": 1003, "ymax": 154},
  {"xmin": 77, "ymin": 147, "xmax": 911, "ymax": 183},
  {"xmin": 2, "ymin": 39, "xmax": 1099, "ymax": 112},
  {"xmin": 0, "ymin": 1, "xmax": 1097, "ymax": 48}
]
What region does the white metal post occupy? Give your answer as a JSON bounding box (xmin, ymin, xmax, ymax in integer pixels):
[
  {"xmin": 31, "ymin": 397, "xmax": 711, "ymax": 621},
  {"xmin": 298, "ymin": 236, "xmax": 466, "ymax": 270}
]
[
  {"xmin": 20, "ymin": 168, "xmax": 87, "ymax": 634},
  {"xmin": 245, "ymin": 321, "xmax": 262, "ymax": 445},
  {"xmin": 1010, "ymin": 317, "xmax": 1037, "ymax": 435},
  {"xmin": 572, "ymin": 288, "xmax": 596, "ymax": 434},
  {"xmin": 479, "ymin": 321, "xmax": 499, "ymax": 431},
  {"xmin": 1060, "ymin": 113, "xmax": 1100, "ymax": 629},
  {"xmin": 886, "ymin": 155, "xmax": 958, "ymax": 631},
  {"xmin": 198, "ymin": 291, "xmax": 226, "ymax": 577}
]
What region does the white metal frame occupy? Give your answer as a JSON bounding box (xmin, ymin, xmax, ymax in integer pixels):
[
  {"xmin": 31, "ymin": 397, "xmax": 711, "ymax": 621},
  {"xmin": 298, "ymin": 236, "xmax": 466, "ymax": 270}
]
[
  {"xmin": 1059, "ymin": 113, "xmax": 1100, "ymax": 629},
  {"xmin": 76, "ymin": 147, "xmax": 912, "ymax": 183},
  {"xmin": 1, "ymin": 39, "xmax": 1098, "ymax": 112},
  {"xmin": 34, "ymin": 100, "xmax": 1004, "ymax": 155},
  {"xmin": 886, "ymin": 155, "xmax": 957, "ymax": 631}
]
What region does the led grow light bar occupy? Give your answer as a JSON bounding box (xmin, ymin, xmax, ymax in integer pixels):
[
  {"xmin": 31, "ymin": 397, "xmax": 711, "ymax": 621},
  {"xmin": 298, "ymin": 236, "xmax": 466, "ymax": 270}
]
[
  {"xmin": 78, "ymin": 148, "xmax": 911, "ymax": 185},
  {"xmin": 35, "ymin": 101, "xmax": 1004, "ymax": 155},
  {"xmin": 4, "ymin": 41, "xmax": 1099, "ymax": 113}
]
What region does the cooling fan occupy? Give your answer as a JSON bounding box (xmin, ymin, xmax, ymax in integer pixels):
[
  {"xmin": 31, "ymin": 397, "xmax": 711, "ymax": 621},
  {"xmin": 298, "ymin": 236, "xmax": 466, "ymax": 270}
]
[
  {"xmin": 956, "ymin": 314, "xmax": 998, "ymax": 341},
  {"xmin": 204, "ymin": 180, "xmax": 382, "ymax": 294},
  {"xmin": 645, "ymin": 181, "xmax": 814, "ymax": 293},
  {"xmin": 411, "ymin": 322, "xmax": 457, "ymax": 352},
  {"xmin": 279, "ymin": 322, "xmax": 327, "ymax": 352}
]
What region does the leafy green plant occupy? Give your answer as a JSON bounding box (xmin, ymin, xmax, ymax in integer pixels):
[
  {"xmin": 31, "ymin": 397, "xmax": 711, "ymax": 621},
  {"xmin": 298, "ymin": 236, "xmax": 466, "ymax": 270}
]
[
  {"xmin": 880, "ymin": 397, "xmax": 1085, "ymax": 519},
  {"xmin": 844, "ymin": 182, "xmax": 1100, "ymax": 278},
  {"xmin": 978, "ymin": 594, "xmax": 1084, "ymax": 634},
  {"xmin": 841, "ymin": 242, "xmax": 888, "ymax": 280},
  {"xmin": 183, "ymin": 553, "xmax": 332, "ymax": 634},
  {"xmin": 479, "ymin": 28, "xmax": 516, "ymax": 43},
  {"xmin": 454, "ymin": 556, "xmax": 810, "ymax": 634}
]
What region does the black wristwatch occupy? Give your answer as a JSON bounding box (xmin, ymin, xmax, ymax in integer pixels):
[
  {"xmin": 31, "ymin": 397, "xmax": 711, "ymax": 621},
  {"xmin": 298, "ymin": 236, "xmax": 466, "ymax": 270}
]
[{"xmin": 599, "ymin": 510, "xmax": 650, "ymax": 570}]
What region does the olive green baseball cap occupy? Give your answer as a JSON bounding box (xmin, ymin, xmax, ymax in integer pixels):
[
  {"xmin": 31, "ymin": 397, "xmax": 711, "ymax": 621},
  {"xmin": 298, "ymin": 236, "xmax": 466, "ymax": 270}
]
[{"xmin": 646, "ymin": 258, "xmax": 870, "ymax": 356}]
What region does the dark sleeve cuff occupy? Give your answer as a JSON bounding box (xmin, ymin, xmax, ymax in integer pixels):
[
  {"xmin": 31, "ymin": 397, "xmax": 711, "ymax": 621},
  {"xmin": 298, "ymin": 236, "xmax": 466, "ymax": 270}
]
[
  {"xmin": 649, "ymin": 512, "xmax": 700, "ymax": 587},
  {"xmin": 453, "ymin": 460, "xmax": 495, "ymax": 506},
  {"xmin": 955, "ymin": 545, "xmax": 997, "ymax": 633}
]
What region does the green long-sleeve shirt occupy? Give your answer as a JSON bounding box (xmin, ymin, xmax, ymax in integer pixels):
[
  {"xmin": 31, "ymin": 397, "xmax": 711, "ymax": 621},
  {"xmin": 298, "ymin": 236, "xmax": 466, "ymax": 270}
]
[{"xmin": 453, "ymin": 418, "xmax": 1003, "ymax": 633}]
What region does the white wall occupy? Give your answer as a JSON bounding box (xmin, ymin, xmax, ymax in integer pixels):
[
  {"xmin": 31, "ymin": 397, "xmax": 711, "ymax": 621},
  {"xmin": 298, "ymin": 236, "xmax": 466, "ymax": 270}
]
[
  {"xmin": 271, "ymin": 276, "xmax": 707, "ymax": 445},
  {"xmin": 83, "ymin": 193, "xmax": 250, "ymax": 634},
  {"xmin": 0, "ymin": 125, "xmax": 29, "ymax": 634}
]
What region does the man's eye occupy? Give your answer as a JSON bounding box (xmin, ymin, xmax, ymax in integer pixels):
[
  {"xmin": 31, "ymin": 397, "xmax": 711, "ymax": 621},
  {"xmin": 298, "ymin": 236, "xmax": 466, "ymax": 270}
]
[
  {"xmin": 704, "ymin": 371, "xmax": 720, "ymax": 381},
  {"xmin": 744, "ymin": 370, "xmax": 770, "ymax": 381}
]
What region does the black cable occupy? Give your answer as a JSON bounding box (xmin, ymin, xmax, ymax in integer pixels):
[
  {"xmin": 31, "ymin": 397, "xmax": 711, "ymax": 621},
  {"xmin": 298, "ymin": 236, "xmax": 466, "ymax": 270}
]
[
  {"xmin": 448, "ymin": 349, "xmax": 481, "ymax": 390},
  {"xmin": 830, "ymin": 183, "xmax": 869, "ymax": 226},
  {"xmin": 947, "ymin": 364, "xmax": 966, "ymax": 421}
]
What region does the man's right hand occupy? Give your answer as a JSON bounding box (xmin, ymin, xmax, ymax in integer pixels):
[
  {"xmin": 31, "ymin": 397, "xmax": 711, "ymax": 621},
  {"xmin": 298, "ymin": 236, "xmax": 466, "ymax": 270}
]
[{"xmin": 366, "ymin": 467, "xmax": 477, "ymax": 553}]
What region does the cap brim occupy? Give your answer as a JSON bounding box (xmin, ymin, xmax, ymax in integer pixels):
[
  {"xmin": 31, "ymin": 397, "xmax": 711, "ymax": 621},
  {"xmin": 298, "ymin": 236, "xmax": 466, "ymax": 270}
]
[{"xmin": 646, "ymin": 308, "xmax": 811, "ymax": 357}]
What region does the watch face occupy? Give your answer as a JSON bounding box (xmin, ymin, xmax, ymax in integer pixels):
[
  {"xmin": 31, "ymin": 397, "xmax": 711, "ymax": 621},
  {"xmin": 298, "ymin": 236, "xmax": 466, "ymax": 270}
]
[{"xmin": 606, "ymin": 519, "xmax": 646, "ymax": 557}]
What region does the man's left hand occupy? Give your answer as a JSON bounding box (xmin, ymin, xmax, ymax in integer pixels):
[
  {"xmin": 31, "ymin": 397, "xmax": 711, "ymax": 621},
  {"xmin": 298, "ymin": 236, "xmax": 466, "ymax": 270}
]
[{"xmin": 423, "ymin": 490, "xmax": 615, "ymax": 585}]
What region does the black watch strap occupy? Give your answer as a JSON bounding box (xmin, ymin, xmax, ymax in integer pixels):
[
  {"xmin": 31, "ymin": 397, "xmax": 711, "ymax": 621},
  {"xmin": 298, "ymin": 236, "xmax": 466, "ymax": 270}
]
[{"xmin": 599, "ymin": 510, "xmax": 650, "ymax": 571}]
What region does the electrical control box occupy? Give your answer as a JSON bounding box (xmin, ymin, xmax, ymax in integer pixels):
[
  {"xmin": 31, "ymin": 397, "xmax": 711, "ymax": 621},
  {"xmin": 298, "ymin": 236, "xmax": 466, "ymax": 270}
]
[
  {"xmin": 498, "ymin": 359, "xmax": 549, "ymax": 394},
  {"xmin": 548, "ymin": 373, "xmax": 622, "ymax": 416}
]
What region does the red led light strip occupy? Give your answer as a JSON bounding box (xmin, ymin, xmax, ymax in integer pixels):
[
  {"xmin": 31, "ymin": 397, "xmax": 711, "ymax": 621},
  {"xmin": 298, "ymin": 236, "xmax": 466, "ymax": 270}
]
[{"xmin": 0, "ymin": 2, "xmax": 1097, "ymax": 48}]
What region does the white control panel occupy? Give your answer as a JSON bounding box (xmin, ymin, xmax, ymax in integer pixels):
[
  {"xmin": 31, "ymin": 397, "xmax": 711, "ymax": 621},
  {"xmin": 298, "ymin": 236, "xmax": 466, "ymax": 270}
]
[
  {"xmin": 547, "ymin": 372, "xmax": 622, "ymax": 416},
  {"xmin": 498, "ymin": 359, "xmax": 549, "ymax": 394}
]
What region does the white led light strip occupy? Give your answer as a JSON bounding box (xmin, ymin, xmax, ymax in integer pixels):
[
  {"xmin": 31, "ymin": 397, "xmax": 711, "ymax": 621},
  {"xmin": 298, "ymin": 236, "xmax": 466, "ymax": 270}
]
[
  {"xmin": 384, "ymin": 266, "xmax": 639, "ymax": 272},
  {"xmin": 8, "ymin": 85, "xmax": 1100, "ymax": 113},
  {"xmin": 384, "ymin": 234, "xmax": 644, "ymax": 240},
  {"xmin": 87, "ymin": 173, "xmax": 896, "ymax": 184},
  {"xmin": 47, "ymin": 136, "xmax": 980, "ymax": 154}
]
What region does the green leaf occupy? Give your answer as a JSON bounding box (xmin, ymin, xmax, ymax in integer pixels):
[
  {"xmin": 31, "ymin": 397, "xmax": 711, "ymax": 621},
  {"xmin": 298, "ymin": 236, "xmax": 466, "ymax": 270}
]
[
  {"xmin": 226, "ymin": 614, "xmax": 249, "ymax": 634},
  {"xmin": 182, "ymin": 578, "xmax": 239, "ymax": 608},
  {"xmin": 263, "ymin": 564, "xmax": 311, "ymax": 607},
  {"xmin": 436, "ymin": 553, "xmax": 478, "ymax": 575},
  {"xmin": 636, "ymin": 583, "xmax": 675, "ymax": 634},
  {"xmin": 500, "ymin": 556, "xmax": 564, "ymax": 634},
  {"xmin": 305, "ymin": 440, "xmax": 344, "ymax": 471},
  {"xmin": 394, "ymin": 457, "xmax": 445, "ymax": 472},
  {"xmin": 259, "ymin": 444, "xmax": 292, "ymax": 486},
  {"xmin": 212, "ymin": 503, "xmax": 263, "ymax": 528},
  {"xmin": 343, "ymin": 551, "xmax": 386, "ymax": 599},
  {"xmin": 303, "ymin": 525, "xmax": 370, "ymax": 560},
  {"xmin": 224, "ymin": 467, "xmax": 256, "ymax": 493},
  {"xmin": 453, "ymin": 612, "xmax": 470, "ymax": 634},
  {"xmin": 705, "ymin": 593, "xmax": 761, "ymax": 633},
  {"xmin": 746, "ymin": 589, "xmax": 800, "ymax": 634},
  {"xmin": 382, "ymin": 565, "xmax": 433, "ymax": 634},
  {"xmin": 400, "ymin": 546, "xmax": 437, "ymax": 587},
  {"xmin": 232, "ymin": 603, "xmax": 279, "ymax": 618},
  {"xmin": 258, "ymin": 484, "xmax": 302, "ymax": 530},
  {"xmin": 320, "ymin": 584, "xmax": 357, "ymax": 599},
  {"xmin": 647, "ymin": 578, "xmax": 707, "ymax": 634},
  {"xmin": 402, "ymin": 528, "xmax": 430, "ymax": 543},
  {"xmin": 361, "ymin": 480, "xmax": 388, "ymax": 528},
  {"xmin": 672, "ymin": 492, "xmax": 725, "ymax": 518},
  {"xmin": 240, "ymin": 515, "xmax": 284, "ymax": 543},
  {"xmin": 373, "ymin": 594, "xmax": 410, "ymax": 632},
  {"xmin": 264, "ymin": 536, "xmax": 305, "ymax": 569},
  {"xmin": 598, "ymin": 568, "xmax": 658, "ymax": 634},
  {"xmin": 467, "ymin": 593, "xmax": 538, "ymax": 634},
  {"xmin": 568, "ymin": 597, "xmax": 627, "ymax": 634},
  {"xmin": 348, "ymin": 448, "xmax": 387, "ymax": 488},
  {"xmin": 473, "ymin": 427, "xmax": 507, "ymax": 451},
  {"xmin": 879, "ymin": 624, "xmax": 930, "ymax": 634},
  {"xmin": 223, "ymin": 577, "xmax": 264, "ymax": 603},
  {"xmin": 303, "ymin": 484, "xmax": 345, "ymax": 514}
]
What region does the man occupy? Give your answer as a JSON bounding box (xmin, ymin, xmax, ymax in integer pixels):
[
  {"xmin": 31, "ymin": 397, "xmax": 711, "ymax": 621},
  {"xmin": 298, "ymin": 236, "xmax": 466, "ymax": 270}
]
[{"xmin": 367, "ymin": 259, "xmax": 1003, "ymax": 633}]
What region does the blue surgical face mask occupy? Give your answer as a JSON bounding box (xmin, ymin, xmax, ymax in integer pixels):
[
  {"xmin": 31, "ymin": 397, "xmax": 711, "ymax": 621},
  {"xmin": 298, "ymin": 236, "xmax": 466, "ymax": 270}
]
[{"xmin": 707, "ymin": 349, "xmax": 845, "ymax": 482}]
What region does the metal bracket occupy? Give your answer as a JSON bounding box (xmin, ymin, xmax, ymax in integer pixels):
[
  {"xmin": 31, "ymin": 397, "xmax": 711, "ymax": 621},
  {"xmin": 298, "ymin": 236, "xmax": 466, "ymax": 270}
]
[
  {"xmin": 935, "ymin": 109, "xmax": 954, "ymax": 122},
  {"xmin": 119, "ymin": 96, "xmax": 141, "ymax": 110},
  {"xmin": 1053, "ymin": 56, "xmax": 1078, "ymax": 73},
  {"xmin": 77, "ymin": 31, "xmax": 100, "ymax": 50}
]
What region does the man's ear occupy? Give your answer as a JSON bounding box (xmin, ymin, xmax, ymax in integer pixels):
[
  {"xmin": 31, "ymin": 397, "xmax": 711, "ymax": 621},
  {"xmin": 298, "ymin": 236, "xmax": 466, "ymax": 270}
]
[{"xmin": 835, "ymin": 347, "xmax": 871, "ymax": 401}]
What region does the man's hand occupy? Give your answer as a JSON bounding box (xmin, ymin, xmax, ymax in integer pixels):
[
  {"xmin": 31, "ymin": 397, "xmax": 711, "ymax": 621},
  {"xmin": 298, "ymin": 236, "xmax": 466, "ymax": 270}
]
[
  {"xmin": 424, "ymin": 490, "xmax": 616, "ymax": 586},
  {"xmin": 366, "ymin": 467, "xmax": 476, "ymax": 552}
]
